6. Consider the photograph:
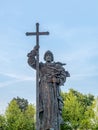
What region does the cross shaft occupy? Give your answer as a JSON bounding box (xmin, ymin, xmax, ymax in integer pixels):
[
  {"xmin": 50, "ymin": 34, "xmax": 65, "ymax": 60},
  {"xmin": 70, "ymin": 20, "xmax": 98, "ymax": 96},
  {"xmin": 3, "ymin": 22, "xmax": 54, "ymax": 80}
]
[{"xmin": 26, "ymin": 23, "xmax": 49, "ymax": 130}]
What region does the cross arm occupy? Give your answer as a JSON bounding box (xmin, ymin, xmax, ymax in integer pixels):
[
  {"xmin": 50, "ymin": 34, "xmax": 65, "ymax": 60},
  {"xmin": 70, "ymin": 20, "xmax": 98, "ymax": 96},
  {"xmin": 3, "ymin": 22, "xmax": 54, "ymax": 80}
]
[{"xmin": 26, "ymin": 31, "xmax": 49, "ymax": 36}]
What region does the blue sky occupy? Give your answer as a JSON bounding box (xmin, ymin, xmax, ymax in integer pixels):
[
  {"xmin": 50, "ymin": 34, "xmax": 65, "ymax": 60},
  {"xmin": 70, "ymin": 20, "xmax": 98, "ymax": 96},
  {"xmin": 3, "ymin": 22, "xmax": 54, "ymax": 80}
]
[{"xmin": 0, "ymin": 0, "xmax": 98, "ymax": 113}]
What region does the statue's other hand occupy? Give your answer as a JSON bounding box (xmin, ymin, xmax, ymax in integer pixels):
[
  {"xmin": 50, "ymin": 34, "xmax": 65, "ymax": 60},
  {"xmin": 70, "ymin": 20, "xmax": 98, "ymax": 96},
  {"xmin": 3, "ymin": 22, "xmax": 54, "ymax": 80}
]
[{"xmin": 52, "ymin": 77, "xmax": 59, "ymax": 83}]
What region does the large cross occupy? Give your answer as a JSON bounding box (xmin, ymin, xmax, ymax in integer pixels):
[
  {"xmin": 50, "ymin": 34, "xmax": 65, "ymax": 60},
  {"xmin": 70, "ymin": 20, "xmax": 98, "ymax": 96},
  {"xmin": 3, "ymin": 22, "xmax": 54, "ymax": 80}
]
[{"xmin": 26, "ymin": 23, "xmax": 49, "ymax": 130}]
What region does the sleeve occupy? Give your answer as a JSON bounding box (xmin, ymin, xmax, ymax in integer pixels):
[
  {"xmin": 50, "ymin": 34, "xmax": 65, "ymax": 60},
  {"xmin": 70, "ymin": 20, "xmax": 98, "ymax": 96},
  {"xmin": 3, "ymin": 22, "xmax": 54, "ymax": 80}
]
[
  {"xmin": 59, "ymin": 66, "xmax": 70, "ymax": 86},
  {"xmin": 27, "ymin": 49, "xmax": 37, "ymax": 69}
]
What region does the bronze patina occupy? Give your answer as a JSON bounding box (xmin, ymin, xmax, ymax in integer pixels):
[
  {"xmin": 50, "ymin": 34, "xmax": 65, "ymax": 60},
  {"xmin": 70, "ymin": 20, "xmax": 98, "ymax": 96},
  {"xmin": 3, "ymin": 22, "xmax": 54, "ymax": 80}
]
[{"xmin": 26, "ymin": 23, "xmax": 70, "ymax": 130}]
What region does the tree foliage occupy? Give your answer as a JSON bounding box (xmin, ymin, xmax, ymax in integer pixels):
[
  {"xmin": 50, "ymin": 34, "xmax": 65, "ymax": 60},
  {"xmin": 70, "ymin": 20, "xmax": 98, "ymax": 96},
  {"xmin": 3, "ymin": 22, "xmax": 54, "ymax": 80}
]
[
  {"xmin": 61, "ymin": 89, "xmax": 95, "ymax": 130},
  {"xmin": 0, "ymin": 90, "xmax": 98, "ymax": 130},
  {"xmin": 0, "ymin": 114, "xmax": 6, "ymax": 130},
  {"xmin": 92, "ymin": 97, "xmax": 98, "ymax": 130},
  {"xmin": 5, "ymin": 98, "xmax": 35, "ymax": 130},
  {"xmin": 13, "ymin": 97, "xmax": 28, "ymax": 112}
]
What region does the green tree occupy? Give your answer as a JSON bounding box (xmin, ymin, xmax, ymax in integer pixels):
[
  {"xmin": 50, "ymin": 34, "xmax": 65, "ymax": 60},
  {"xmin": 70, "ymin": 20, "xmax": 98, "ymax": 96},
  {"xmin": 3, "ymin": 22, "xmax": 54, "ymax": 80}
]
[
  {"xmin": 24, "ymin": 104, "xmax": 35, "ymax": 130},
  {"xmin": 92, "ymin": 97, "xmax": 98, "ymax": 130},
  {"xmin": 13, "ymin": 97, "xmax": 28, "ymax": 112},
  {"xmin": 5, "ymin": 100, "xmax": 22, "ymax": 130},
  {"xmin": 61, "ymin": 89, "xmax": 95, "ymax": 130},
  {"xmin": 0, "ymin": 114, "xmax": 6, "ymax": 130},
  {"xmin": 5, "ymin": 98, "xmax": 35, "ymax": 130},
  {"xmin": 61, "ymin": 90, "xmax": 84, "ymax": 130}
]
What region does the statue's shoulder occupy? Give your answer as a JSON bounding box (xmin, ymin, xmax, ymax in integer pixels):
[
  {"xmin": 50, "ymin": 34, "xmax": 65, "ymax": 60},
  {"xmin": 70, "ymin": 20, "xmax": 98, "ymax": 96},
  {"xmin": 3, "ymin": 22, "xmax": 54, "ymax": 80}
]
[
  {"xmin": 39, "ymin": 62, "xmax": 46, "ymax": 68},
  {"xmin": 55, "ymin": 62, "xmax": 66, "ymax": 66},
  {"xmin": 55, "ymin": 62, "xmax": 66, "ymax": 70}
]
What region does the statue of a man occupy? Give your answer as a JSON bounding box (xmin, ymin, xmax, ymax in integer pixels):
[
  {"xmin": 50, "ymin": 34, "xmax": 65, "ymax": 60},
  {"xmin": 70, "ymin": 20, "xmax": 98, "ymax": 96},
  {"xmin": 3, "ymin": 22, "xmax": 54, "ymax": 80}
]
[{"xmin": 27, "ymin": 45, "xmax": 70, "ymax": 130}]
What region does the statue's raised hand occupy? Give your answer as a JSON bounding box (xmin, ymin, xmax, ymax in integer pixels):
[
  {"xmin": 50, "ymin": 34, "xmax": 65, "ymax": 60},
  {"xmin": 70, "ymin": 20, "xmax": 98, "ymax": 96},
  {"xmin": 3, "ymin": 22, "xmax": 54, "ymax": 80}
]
[
  {"xmin": 34, "ymin": 45, "xmax": 40, "ymax": 51},
  {"xmin": 27, "ymin": 45, "xmax": 40, "ymax": 57}
]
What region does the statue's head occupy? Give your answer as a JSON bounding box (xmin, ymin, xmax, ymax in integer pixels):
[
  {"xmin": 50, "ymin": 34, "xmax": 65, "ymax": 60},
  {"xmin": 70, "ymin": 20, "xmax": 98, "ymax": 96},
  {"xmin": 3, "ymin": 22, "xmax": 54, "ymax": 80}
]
[{"xmin": 44, "ymin": 50, "xmax": 54, "ymax": 62}]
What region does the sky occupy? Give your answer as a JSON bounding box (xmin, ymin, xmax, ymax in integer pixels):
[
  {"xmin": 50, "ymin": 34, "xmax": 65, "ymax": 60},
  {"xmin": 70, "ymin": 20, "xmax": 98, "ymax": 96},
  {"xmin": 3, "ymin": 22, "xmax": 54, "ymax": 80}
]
[{"xmin": 0, "ymin": 0, "xmax": 98, "ymax": 114}]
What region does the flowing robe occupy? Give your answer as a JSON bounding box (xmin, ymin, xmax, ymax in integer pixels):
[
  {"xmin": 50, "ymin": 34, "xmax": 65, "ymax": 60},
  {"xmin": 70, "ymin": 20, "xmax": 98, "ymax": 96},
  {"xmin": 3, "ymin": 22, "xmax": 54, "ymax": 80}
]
[{"xmin": 27, "ymin": 49, "xmax": 70, "ymax": 130}]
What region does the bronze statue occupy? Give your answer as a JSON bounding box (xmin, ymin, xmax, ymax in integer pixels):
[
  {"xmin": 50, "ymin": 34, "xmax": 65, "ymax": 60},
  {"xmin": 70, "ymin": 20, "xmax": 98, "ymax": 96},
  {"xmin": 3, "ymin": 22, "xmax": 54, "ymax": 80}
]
[
  {"xmin": 27, "ymin": 45, "xmax": 70, "ymax": 130},
  {"xmin": 26, "ymin": 23, "xmax": 70, "ymax": 130}
]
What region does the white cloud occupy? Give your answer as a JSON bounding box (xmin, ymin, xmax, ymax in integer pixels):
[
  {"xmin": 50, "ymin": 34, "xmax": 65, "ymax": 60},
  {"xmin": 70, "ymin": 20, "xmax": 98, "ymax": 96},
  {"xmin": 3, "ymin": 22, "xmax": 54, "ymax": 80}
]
[
  {"xmin": 0, "ymin": 72, "xmax": 35, "ymax": 88},
  {"xmin": 3, "ymin": 73, "xmax": 35, "ymax": 80}
]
